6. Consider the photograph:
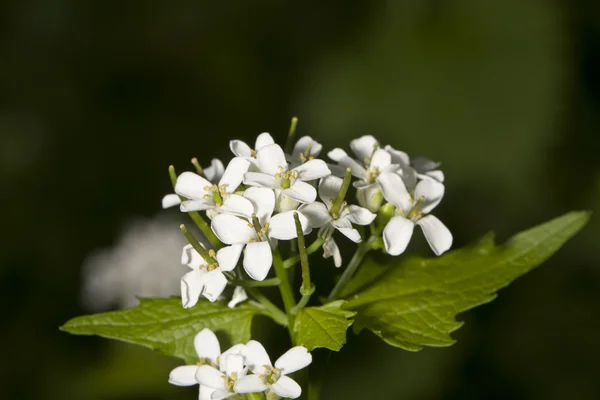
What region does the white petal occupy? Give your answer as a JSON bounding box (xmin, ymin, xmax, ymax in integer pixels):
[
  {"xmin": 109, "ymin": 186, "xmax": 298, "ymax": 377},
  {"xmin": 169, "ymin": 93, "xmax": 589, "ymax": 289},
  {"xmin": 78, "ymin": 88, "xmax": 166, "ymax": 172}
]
[
  {"xmin": 162, "ymin": 193, "xmax": 181, "ymax": 209},
  {"xmin": 345, "ymin": 205, "xmax": 376, "ymax": 226},
  {"xmin": 255, "ymin": 132, "xmax": 275, "ymax": 151},
  {"xmin": 216, "ymin": 244, "xmax": 244, "ymax": 272},
  {"xmin": 369, "ymin": 148, "xmax": 391, "ymax": 171},
  {"xmin": 181, "ymin": 269, "xmax": 207, "ymax": 309},
  {"xmin": 335, "ymin": 226, "xmax": 362, "ymax": 243},
  {"xmin": 417, "ymin": 215, "xmax": 453, "ymax": 256},
  {"xmin": 424, "ymin": 170, "xmax": 445, "ymax": 182},
  {"xmin": 199, "ymin": 385, "xmax": 216, "ymax": 400},
  {"xmin": 169, "ymin": 365, "xmax": 199, "ymax": 386},
  {"xmin": 292, "ymin": 159, "xmax": 331, "ymax": 181},
  {"xmin": 243, "ymin": 187, "xmax": 276, "ymax": 225},
  {"xmin": 293, "ymin": 136, "xmax": 322, "ymax": 158},
  {"xmin": 195, "ymin": 365, "xmax": 226, "ymax": 390},
  {"xmin": 211, "ymin": 214, "xmax": 255, "ymax": 244},
  {"xmin": 210, "ymin": 389, "xmax": 234, "ymax": 400},
  {"xmin": 182, "ymin": 244, "xmax": 207, "ymax": 269},
  {"xmin": 240, "ymin": 340, "xmax": 272, "ymax": 373},
  {"xmin": 414, "ymin": 179, "xmax": 445, "ymax": 214},
  {"xmin": 204, "ymin": 159, "xmax": 225, "ymax": 183},
  {"xmin": 221, "ymin": 354, "xmax": 245, "ymax": 376},
  {"xmin": 271, "ymin": 376, "xmax": 302, "ymax": 399},
  {"xmin": 220, "ymin": 344, "xmax": 245, "ymax": 359},
  {"xmin": 243, "ymin": 172, "xmax": 279, "ymax": 189},
  {"xmin": 181, "ymin": 200, "xmax": 215, "ymax": 212},
  {"xmin": 275, "ymin": 346, "xmax": 312, "ymax": 374},
  {"xmin": 323, "ymin": 237, "xmax": 342, "ymax": 267},
  {"xmin": 194, "ymin": 328, "xmax": 221, "ymax": 362},
  {"xmin": 202, "ymin": 270, "xmax": 228, "ymax": 302},
  {"xmin": 175, "ymin": 172, "xmax": 212, "ymax": 200},
  {"xmin": 400, "ymin": 166, "xmax": 418, "ymax": 191},
  {"xmin": 243, "ymin": 242, "xmax": 273, "ymax": 281},
  {"xmin": 338, "ymin": 156, "xmax": 367, "ymax": 180},
  {"xmin": 298, "ymin": 202, "xmax": 332, "ymax": 228},
  {"xmin": 219, "ymin": 194, "xmax": 255, "ymax": 219},
  {"xmin": 383, "ymin": 216, "xmax": 415, "ymax": 256},
  {"xmin": 350, "ymin": 135, "xmax": 378, "ymax": 161},
  {"xmin": 257, "ymin": 144, "xmax": 287, "ymax": 176},
  {"xmin": 318, "ymin": 175, "xmax": 343, "ymax": 206},
  {"xmin": 228, "ymin": 287, "xmax": 248, "ymax": 308},
  {"xmin": 283, "ymin": 181, "xmax": 317, "ymax": 204},
  {"xmin": 411, "ymin": 156, "xmax": 441, "ymax": 173},
  {"xmin": 275, "ymin": 191, "xmax": 300, "ymax": 212},
  {"xmin": 234, "ymin": 375, "xmax": 268, "ymax": 394},
  {"xmin": 219, "ymin": 157, "xmax": 251, "ymax": 194},
  {"xmin": 229, "ymin": 140, "xmax": 252, "ymax": 158},
  {"xmin": 384, "ymin": 145, "xmax": 410, "ymax": 167},
  {"xmin": 376, "ymin": 172, "xmax": 412, "ymax": 210},
  {"xmin": 269, "ymin": 211, "xmax": 311, "ymax": 240},
  {"xmin": 327, "ymin": 148, "xmax": 348, "ymax": 162}
]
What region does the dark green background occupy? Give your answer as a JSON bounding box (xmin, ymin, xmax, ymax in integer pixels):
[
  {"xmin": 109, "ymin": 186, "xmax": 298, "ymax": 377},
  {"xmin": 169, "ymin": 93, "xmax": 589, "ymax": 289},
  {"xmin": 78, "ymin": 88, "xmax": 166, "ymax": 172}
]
[{"xmin": 1, "ymin": 1, "xmax": 599, "ymax": 399}]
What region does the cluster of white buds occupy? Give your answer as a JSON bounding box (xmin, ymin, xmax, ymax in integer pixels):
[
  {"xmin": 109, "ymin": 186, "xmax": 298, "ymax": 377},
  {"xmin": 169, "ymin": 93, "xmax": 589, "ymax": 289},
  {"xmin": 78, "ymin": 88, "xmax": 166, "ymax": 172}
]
[
  {"xmin": 163, "ymin": 127, "xmax": 452, "ymax": 308},
  {"xmin": 169, "ymin": 328, "xmax": 312, "ymax": 399}
]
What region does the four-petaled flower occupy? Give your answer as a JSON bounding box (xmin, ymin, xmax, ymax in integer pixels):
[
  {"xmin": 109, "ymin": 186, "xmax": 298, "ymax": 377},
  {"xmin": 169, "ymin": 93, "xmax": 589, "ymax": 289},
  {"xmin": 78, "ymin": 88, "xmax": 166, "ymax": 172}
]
[
  {"xmin": 287, "ymin": 136, "xmax": 323, "ymax": 167},
  {"xmin": 235, "ymin": 341, "xmax": 312, "ymax": 399},
  {"xmin": 377, "ymin": 172, "xmax": 452, "ymax": 256}
]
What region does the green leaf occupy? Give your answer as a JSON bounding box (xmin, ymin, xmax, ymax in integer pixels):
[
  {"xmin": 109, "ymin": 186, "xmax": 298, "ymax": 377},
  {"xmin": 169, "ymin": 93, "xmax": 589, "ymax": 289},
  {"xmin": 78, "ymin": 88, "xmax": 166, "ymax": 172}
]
[
  {"xmin": 61, "ymin": 298, "xmax": 259, "ymax": 363},
  {"xmin": 344, "ymin": 211, "xmax": 590, "ymax": 351},
  {"xmin": 294, "ymin": 300, "xmax": 356, "ymax": 351}
]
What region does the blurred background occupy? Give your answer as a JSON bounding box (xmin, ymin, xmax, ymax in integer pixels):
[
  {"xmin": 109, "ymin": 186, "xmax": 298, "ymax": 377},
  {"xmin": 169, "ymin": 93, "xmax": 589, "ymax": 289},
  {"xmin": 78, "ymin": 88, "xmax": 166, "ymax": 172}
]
[{"xmin": 1, "ymin": 0, "xmax": 599, "ymax": 399}]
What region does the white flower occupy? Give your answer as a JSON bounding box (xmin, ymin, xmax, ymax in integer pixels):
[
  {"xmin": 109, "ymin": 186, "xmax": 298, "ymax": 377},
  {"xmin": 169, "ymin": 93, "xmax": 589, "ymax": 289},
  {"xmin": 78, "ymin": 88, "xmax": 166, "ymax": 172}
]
[
  {"xmin": 180, "ymin": 243, "xmax": 243, "ymax": 308},
  {"xmin": 169, "ymin": 329, "xmax": 243, "ymax": 400},
  {"xmin": 322, "ymin": 236, "xmax": 342, "ymax": 267},
  {"xmin": 175, "ymin": 157, "xmax": 251, "ymax": 213},
  {"xmin": 385, "ymin": 145, "xmax": 444, "ymax": 188},
  {"xmin": 161, "ymin": 159, "xmax": 225, "ymax": 209},
  {"xmin": 230, "ymin": 132, "xmax": 275, "ymax": 159},
  {"xmin": 243, "ymin": 143, "xmax": 331, "ymax": 204},
  {"xmin": 234, "ymin": 341, "xmax": 312, "ymax": 399},
  {"xmin": 195, "ymin": 353, "xmax": 248, "ymax": 400},
  {"xmin": 228, "ymin": 286, "xmax": 248, "ymax": 309},
  {"xmin": 287, "ymin": 136, "xmax": 323, "ymax": 166},
  {"xmin": 210, "ymin": 187, "xmax": 311, "ymax": 281},
  {"xmin": 411, "ymin": 155, "xmax": 445, "ymax": 182},
  {"xmin": 299, "ymin": 175, "xmax": 376, "ymax": 266},
  {"xmin": 377, "ymin": 172, "xmax": 452, "ymax": 256}
]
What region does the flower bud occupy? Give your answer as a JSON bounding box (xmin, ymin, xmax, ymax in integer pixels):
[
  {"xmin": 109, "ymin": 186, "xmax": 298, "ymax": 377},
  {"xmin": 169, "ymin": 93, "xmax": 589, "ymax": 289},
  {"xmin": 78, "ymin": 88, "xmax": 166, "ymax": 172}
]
[{"xmin": 356, "ymin": 185, "xmax": 383, "ymax": 213}]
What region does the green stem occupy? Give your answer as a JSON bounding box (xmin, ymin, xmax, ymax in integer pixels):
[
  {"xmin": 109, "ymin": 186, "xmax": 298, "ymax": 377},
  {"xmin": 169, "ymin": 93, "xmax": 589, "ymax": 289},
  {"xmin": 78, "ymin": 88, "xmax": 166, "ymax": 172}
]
[
  {"xmin": 283, "ymin": 237, "xmax": 325, "ymax": 269},
  {"xmin": 246, "ymin": 392, "xmax": 265, "ymax": 400},
  {"xmin": 272, "ymin": 248, "xmax": 296, "ymax": 342},
  {"xmin": 329, "ymin": 168, "xmax": 353, "ymax": 218},
  {"xmin": 284, "ymin": 116, "xmax": 299, "ymax": 154},
  {"xmin": 247, "ymin": 289, "xmax": 287, "ymax": 327},
  {"xmin": 233, "ymin": 278, "xmax": 281, "ymax": 288},
  {"xmin": 180, "ymin": 224, "xmax": 217, "ymax": 264},
  {"xmin": 327, "ymin": 236, "xmax": 380, "ymax": 301}
]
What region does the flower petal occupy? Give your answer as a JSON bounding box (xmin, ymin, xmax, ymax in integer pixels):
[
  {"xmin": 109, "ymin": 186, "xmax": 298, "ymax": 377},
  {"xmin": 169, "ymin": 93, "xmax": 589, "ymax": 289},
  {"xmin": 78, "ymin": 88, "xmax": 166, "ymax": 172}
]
[
  {"xmin": 243, "ymin": 187, "xmax": 276, "ymax": 225},
  {"xmin": 327, "ymin": 148, "xmax": 348, "ymax": 162},
  {"xmin": 175, "ymin": 172, "xmax": 212, "ymax": 200},
  {"xmin": 376, "ymin": 172, "xmax": 412, "ymax": 210},
  {"xmin": 211, "ymin": 214, "xmax": 255, "ymax": 244},
  {"xmin": 216, "ymin": 244, "xmax": 244, "ymax": 272},
  {"xmin": 168, "ymin": 365, "xmax": 198, "ymax": 386},
  {"xmin": 219, "ymin": 194, "xmax": 255, "ymax": 219},
  {"xmin": 204, "ymin": 159, "xmax": 225, "ymax": 183},
  {"xmin": 229, "ymin": 140, "xmax": 252, "ymax": 158},
  {"xmin": 227, "ymin": 286, "xmax": 248, "ymax": 308},
  {"xmin": 350, "ymin": 135, "xmax": 378, "ymax": 161},
  {"xmin": 243, "ymin": 241, "xmax": 273, "ymax": 281},
  {"xmin": 271, "ymin": 376, "xmax": 302, "ymax": 399},
  {"xmin": 400, "ymin": 166, "xmax": 418, "ymax": 191},
  {"xmin": 345, "ymin": 205, "xmax": 376, "ymax": 226},
  {"xmin": 336, "ymin": 226, "xmax": 362, "ymax": 243},
  {"xmin": 384, "ymin": 145, "xmax": 410, "ymax": 167},
  {"xmin": 414, "ymin": 179, "xmax": 445, "ymax": 214},
  {"xmin": 240, "ymin": 340, "xmax": 272, "ymax": 373},
  {"xmin": 202, "ymin": 270, "xmax": 228, "ymax": 302},
  {"xmin": 199, "ymin": 385, "xmax": 215, "ymax": 400},
  {"xmin": 255, "ymin": 132, "xmax": 275, "ymax": 151},
  {"xmin": 269, "ymin": 210, "xmax": 311, "ymax": 240},
  {"xmin": 422, "ymin": 170, "xmax": 445, "ymax": 182},
  {"xmin": 194, "ymin": 328, "xmax": 221, "ymax": 361},
  {"xmin": 417, "ymin": 215, "xmax": 452, "ymax": 255},
  {"xmin": 195, "ymin": 365, "xmax": 226, "ymax": 390},
  {"xmin": 283, "ymin": 181, "xmax": 317, "ymax": 204},
  {"xmin": 383, "ymin": 216, "xmax": 415, "ymax": 256},
  {"xmin": 298, "ymin": 202, "xmax": 332, "ymax": 228},
  {"xmin": 338, "ymin": 156, "xmax": 367, "ymax": 180},
  {"xmin": 275, "ymin": 346, "xmax": 312, "ymax": 374},
  {"xmin": 292, "ymin": 159, "xmax": 331, "ymax": 181},
  {"xmin": 181, "ymin": 269, "xmax": 206, "ymax": 309},
  {"xmin": 221, "ymin": 353, "xmax": 245, "ymax": 376},
  {"xmin": 257, "ymin": 144, "xmax": 287, "ymax": 176},
  {"xmin": 210, "ymin": 389, "xmax": 234, "ymax": 400},
  {"xmin": 369, "ymin": 148, "xmax": 391, "ymax": 171},
  {"xmin": 219, "ymin": 157, "xmax": 251, "ymax": 194},
  {"xmin": 162, "ymin": 193, "xmax": 181, "ymax": 209},
  {"xmin": 234, "ymin": 375, "xmax": 268, "ymax": 394},
  {"xmin": 220, "ymin": 343, "xmax": 245, "ymax": 359},
  {"xmin": 243, "ymin": 172, "xmax": 279, "ymax": 189},
  {"xmin": 180, "ymin": 200, "xmax": 215, "ymax": 212},
  {"xmin": 182, "ymin": 244, "xmax": 207, "ymax": 269},
  {"xmin": 318, "ymin": 175, "xmax": 343, "ymax": 206},
  {"xmin": 293, "ymin": 136, "xmax": 322, "ymax": 158},
  {"xmin": 323, "ymin": 237, "xmax": 342, "ymax": 267},
  {"xmin": 411, "ymin": 156, "xmax": 441, "ymax": 173}
]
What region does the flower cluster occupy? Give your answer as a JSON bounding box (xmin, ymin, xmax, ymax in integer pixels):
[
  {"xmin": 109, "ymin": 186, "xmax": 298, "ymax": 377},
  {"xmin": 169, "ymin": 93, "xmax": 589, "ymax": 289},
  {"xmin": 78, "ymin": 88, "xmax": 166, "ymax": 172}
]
[
  {"xmin": 169, "ymin": 328, "xmax": 312, "ymax": 399},
  {"xmin": 163, "ymin": 130, "xmax": 452, "ymax": 308}
]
